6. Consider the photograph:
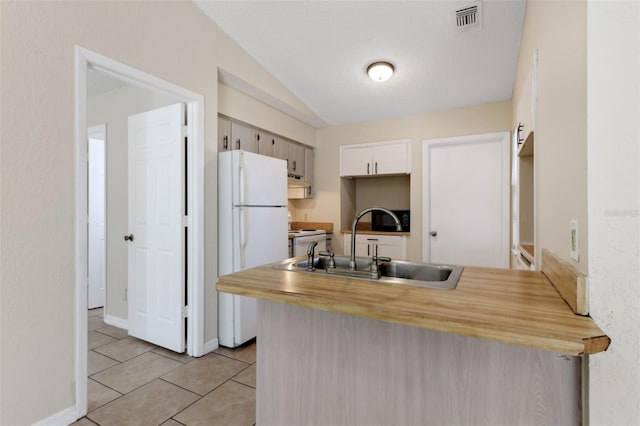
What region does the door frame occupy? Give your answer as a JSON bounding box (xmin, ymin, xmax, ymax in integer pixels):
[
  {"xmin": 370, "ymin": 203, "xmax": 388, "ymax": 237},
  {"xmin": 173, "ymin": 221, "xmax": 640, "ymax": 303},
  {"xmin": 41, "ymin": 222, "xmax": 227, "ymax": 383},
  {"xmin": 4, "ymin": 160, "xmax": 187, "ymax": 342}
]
[
  {"xmin": 87, "ymin": 124, "xmax": 107, "ymax": 310},
  {"xmin": 421, "ymin": 132, "xmax": 510, "ymax": 267},
  {"xmin": 74, "ymin": 46, "xmax": 205, "ymax": 418}
]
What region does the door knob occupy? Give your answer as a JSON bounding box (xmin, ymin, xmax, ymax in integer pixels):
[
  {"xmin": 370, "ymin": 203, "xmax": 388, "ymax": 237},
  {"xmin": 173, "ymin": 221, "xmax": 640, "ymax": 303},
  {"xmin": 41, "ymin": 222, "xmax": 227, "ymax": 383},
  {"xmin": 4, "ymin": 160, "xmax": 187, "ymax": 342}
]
[
  {"xmin": 124, "ymin": 234, "xmax": 134, "ymax": 242},
  {"xmin": 430, "ymin": 231, "xmax": 438, "ymax": 237}
]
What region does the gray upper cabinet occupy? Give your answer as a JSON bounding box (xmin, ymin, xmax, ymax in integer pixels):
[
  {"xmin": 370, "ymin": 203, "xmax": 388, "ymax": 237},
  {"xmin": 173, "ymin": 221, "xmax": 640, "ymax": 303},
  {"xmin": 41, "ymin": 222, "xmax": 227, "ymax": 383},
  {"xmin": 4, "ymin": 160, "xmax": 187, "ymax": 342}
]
[
  {"xmin": 231, "ymin": 122, "xmax": 258, "ymax": 153},
  {"xmin": 272, "ymin": 136, "xmax": 289, "ymax": 164},
  {"xmin": 273, "ymin": 137, "xmax": 306, "ymax": 177},
  {"xmin": 257, "ymin": 131, "xmax": 275, "ymax": 157},
  {"xmin": 218, "ymin": 116, "xmax": 232, "ymax": 152},
  {"xmin": 218, "ymin": 117, "xmax": 258, "ymax": 153},
  {"xmin": 305, "ymin": 148, "xmax": 314, "ymax": 198},
  {"xmin": 289, "ymin": 143, "xmax": 305, "ymax": 177}
]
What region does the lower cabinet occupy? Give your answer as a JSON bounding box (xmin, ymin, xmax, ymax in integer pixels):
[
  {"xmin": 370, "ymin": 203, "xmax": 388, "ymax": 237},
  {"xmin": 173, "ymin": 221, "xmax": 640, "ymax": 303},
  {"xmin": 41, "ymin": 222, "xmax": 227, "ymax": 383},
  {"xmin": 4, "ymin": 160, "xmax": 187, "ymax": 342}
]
[{"xmin": 343, "ymin": 234, "xmax": 407, "ymax": 260}]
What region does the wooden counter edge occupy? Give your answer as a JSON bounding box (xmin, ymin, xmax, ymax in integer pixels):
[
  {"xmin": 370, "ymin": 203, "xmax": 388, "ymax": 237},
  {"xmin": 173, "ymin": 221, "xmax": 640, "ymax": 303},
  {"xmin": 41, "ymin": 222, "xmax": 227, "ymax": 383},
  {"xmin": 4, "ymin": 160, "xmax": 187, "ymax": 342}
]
[{"xmin": 216, "ymin": 277, "xmax": 607, "ymax": 357}]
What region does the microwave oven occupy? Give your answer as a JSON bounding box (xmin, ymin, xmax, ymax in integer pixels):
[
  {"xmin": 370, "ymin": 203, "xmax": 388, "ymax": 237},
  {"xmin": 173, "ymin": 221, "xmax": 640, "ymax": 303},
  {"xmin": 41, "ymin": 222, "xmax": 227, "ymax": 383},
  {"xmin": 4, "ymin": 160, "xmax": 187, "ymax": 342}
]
[{"xmin": 371, "ymin": 209, "xmax": 410, "ymax": 232}]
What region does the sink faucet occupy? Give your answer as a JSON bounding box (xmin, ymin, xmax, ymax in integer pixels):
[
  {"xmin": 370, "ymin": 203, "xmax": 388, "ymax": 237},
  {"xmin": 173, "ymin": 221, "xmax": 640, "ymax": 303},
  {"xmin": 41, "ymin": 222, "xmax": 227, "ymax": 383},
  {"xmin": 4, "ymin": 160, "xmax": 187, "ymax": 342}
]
[
  {"xmin": 306, "ymin": 241, "xmax": 318, "ymax": 271},
  {"xmin": 349, "ymin": 207, "xmax": 402, "ymax": 270}
]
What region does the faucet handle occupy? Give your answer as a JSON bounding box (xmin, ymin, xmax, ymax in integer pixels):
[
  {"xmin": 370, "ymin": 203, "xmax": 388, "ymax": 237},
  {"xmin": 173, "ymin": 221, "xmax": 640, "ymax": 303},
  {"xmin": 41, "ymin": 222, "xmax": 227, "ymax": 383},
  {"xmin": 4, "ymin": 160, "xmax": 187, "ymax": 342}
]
[{"xmin": 319, "ymin": 251, "xmax": 336, "ymax": 269}]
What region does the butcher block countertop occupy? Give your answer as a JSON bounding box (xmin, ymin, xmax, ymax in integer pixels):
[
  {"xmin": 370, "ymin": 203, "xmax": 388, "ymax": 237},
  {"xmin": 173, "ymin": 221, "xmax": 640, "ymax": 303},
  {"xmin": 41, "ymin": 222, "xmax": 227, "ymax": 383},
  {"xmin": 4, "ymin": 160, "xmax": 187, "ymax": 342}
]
[{"xmin": 217, "ymin": 260, "xmax": 610, "ymax": 356}]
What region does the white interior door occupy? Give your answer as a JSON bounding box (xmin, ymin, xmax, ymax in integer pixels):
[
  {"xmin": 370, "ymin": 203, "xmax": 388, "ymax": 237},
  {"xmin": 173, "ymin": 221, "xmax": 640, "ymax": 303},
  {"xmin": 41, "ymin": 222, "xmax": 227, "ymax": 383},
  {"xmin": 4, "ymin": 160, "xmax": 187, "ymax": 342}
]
[
  {"xmin": 424, "ymin": 133, "xmax": 510, "ymax": 268},
  {"xmin": 127, "ymin": 103, "xmax": 186, "ymax": 353},
  {"xmin": 88, "ymin": 125, "xmax": 106, "ymax": 309}
]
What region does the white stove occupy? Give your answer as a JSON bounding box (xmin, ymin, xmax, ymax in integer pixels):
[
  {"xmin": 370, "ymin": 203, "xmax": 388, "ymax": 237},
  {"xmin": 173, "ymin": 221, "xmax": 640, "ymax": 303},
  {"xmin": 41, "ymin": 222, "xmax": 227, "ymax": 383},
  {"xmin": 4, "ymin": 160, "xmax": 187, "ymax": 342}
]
[
  {"xmin": 289, "ymin": 229, "xmax": 327, "ymax": 257},
  {"xmin": 289, "ymin": 229, "xmax": 326, "ymax": 237}
]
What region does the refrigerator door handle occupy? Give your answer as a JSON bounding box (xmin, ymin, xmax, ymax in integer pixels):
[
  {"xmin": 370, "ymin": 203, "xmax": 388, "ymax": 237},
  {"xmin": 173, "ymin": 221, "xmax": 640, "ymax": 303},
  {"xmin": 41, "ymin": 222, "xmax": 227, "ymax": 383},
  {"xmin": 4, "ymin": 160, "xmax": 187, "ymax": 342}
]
[
  {"xmin": 238, "ymin": 153, "xmax": 246, "ymax": 205},
  {"xmin": 239, "ymin": 207, "xmax": 247, "ymax": 268}
]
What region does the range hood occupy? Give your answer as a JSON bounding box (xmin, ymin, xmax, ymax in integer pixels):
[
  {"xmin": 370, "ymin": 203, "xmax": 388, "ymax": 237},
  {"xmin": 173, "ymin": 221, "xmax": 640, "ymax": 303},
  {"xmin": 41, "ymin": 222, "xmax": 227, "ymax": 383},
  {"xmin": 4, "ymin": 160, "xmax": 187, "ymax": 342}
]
[{"xmin": 288, "ymin": 175, "xmax": 310, "ymax": 189}]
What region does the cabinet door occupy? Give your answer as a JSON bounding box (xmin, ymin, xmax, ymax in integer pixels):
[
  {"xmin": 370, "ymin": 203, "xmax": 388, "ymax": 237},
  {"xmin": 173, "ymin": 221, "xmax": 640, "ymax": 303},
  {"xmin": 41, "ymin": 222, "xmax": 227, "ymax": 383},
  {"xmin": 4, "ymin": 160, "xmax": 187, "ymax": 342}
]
[
  {"xmin": 231, "ymin": 122, "xmax": 258, "ymax": 153},
  {"xmin": 218, "ymin": 116, "xmax": 232, "ymax": 152},
  {"xmin": 257, "ymin": 130, "xmax": 274, "ymax": 157},
  {"xmin": 340, "ymin": 146, "xmax": 372, "ymax": 177},
  {"xmin": 289, "ymin": 143, "xmax": 305, "ymax": 177},
  {"xmin": 372, "ymin": 143, "xmax": 409, "ymax": 175},
  {"xmin": 273, "ymin": 136, "xmax": 290, "ymax": 166},
  {"xmin": 304, "ymin": 148, "xmax": 314, "ymax": 198}
]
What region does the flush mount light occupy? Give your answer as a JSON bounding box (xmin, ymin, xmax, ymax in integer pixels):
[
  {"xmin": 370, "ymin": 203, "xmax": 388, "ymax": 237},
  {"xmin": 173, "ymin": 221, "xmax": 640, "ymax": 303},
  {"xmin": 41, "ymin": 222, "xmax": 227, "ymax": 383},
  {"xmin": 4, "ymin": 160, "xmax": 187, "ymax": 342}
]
[{"xmin": 367, "ymin": 61, "xmax": 395, "ymax": 82}]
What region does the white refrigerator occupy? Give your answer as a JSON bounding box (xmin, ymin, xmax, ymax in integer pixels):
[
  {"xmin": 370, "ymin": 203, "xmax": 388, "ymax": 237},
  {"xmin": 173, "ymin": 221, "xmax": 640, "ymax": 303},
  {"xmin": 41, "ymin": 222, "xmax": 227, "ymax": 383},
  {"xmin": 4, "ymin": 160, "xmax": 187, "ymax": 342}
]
[{"xmin": 218, "ymin": 150, "xmax": 288, "ymax": 347}]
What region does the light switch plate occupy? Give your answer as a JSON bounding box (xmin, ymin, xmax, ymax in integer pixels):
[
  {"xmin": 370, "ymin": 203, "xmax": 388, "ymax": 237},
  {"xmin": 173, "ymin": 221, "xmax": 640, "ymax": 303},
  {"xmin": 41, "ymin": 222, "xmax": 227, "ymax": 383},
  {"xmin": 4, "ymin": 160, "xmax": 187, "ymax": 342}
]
[{"xmin": 569, "ymin": 220, "xmax": 579, "ymax": 262}]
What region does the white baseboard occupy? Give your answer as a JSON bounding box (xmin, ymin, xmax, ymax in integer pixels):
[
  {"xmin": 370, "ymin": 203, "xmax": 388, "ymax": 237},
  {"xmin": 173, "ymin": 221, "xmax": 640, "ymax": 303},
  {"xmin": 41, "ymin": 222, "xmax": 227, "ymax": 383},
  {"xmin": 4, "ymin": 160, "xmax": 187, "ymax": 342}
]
[
  {"xmin": 204, "ymin": 338, "xmax": 219, "ymax": 354},
  {"xmin": 103, "ymin": 314, "xmax": 128, "ymax": 330},
  {"xmin": 32, "ymin": 405, "xmax": 77, "ymax": 426}
]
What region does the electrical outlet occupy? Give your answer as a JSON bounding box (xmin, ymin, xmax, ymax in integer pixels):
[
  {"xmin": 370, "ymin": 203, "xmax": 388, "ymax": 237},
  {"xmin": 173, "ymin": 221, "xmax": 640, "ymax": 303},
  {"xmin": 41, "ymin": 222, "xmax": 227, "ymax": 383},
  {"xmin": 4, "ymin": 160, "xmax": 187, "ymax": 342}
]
[{"xmin": 569, "ymin": 220, "xmax": 579, "ymax": 262}]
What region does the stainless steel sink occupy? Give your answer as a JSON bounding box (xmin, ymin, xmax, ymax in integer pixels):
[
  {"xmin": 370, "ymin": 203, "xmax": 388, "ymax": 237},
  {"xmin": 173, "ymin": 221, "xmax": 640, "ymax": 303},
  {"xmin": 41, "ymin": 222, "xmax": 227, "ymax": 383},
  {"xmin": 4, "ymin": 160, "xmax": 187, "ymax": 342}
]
[{"xmin": 273, "ymin": 256, "xmax": 463, "ymax": 290}]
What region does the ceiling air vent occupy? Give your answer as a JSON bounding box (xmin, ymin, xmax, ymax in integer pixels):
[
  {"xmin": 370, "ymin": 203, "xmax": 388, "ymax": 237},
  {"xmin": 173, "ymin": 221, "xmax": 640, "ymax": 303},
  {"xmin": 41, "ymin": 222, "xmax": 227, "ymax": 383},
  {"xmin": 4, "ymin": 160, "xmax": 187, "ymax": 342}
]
[{"xmin": 456, "ymin": 1, "xmax": 482, "ymax": 31}]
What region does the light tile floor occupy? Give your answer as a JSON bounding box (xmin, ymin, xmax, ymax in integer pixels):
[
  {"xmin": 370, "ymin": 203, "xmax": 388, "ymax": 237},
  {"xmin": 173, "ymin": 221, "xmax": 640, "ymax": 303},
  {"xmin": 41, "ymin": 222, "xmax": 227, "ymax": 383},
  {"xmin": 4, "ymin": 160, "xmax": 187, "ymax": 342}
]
[{"xmin": 73, "ymin": 308, "xmax": 256, "ymax": 426}]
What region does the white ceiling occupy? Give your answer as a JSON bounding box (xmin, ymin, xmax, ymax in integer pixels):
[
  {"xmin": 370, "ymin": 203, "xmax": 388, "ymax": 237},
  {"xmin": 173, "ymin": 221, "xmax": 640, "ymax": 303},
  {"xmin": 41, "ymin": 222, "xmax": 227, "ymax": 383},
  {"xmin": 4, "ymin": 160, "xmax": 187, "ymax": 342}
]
[{"xmin": 196, "ymin": 0, "xmax": 526, "ymax": 126}]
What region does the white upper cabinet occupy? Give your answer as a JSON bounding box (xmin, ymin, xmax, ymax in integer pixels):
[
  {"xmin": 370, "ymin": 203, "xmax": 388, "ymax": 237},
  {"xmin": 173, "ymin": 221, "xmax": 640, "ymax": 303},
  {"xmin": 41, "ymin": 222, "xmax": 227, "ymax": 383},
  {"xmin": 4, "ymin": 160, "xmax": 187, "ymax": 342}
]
[{"xmin": 340, "ymin": 140, "xmax": 411, "ymax": 177}]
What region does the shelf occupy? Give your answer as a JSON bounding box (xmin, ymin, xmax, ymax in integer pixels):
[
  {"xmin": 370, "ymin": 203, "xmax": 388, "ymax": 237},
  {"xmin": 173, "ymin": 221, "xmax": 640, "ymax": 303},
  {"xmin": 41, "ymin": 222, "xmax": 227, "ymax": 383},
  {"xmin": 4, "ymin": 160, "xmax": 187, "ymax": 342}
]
[{"xmin": 518, "ymin": 131, "xmax": 534, "ymax": 157}]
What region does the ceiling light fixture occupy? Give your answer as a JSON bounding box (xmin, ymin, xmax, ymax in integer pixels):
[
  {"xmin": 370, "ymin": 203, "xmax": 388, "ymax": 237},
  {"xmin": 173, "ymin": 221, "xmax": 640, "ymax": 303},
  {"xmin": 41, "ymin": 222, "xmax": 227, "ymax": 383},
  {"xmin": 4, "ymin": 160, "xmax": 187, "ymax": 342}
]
[{"xmin": 367, "ymin": 61, "xmax": 395, "ymax": 82}]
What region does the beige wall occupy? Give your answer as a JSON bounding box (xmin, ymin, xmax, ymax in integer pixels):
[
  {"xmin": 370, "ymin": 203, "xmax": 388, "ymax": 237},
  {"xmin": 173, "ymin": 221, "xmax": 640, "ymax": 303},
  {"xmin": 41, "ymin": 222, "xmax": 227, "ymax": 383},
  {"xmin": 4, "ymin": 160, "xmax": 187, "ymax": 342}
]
[
  {"xmin": 218, "ymin": 83, "xmax": 316, "ymax": 147},
  {"xmin": 587, "ymin": 2, "xmax": 640, "ymax": 424},
  {"xmin": 295, "ymin": 101, "xmax": 512, "ymax": 259},
  {"xmin": 88, "ymin": 84, "xmax": 181, "ymax": 322},
  {"xmin": 0, "ymin": 2, "xmax": 218, "ymax": 423},
  {"xmin": 512, "ymin": 0, "xmax": 588, "ymax": 272}
]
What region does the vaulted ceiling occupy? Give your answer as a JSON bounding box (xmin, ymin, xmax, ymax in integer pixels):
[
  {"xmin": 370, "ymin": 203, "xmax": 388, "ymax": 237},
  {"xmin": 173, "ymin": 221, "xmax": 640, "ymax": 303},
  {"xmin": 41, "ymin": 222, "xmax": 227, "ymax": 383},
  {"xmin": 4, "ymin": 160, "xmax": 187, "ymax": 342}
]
[{"xmin": 196, "ymin": 0, "xmax": 526, "ymax": 126}]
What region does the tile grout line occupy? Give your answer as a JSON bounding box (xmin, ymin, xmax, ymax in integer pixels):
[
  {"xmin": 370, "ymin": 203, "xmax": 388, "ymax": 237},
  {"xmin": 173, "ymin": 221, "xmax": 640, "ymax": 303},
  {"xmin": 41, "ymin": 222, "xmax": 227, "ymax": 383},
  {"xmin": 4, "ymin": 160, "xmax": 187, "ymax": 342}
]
[{"xmin": 88, "ymin": 349, "xmax": 122, "ymax": 364}]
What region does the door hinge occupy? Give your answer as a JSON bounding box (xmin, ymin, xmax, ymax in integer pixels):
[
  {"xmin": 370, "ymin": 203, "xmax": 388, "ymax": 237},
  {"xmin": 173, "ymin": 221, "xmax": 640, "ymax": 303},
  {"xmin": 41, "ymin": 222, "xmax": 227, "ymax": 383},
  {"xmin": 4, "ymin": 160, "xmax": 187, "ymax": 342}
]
[
  {"xmin": 182, "ymin": 306, "xmax": 188, "ymax": 318},
  {"xmin": 183, "ymin": 215, "xmax": 190, "ymax": 227}
]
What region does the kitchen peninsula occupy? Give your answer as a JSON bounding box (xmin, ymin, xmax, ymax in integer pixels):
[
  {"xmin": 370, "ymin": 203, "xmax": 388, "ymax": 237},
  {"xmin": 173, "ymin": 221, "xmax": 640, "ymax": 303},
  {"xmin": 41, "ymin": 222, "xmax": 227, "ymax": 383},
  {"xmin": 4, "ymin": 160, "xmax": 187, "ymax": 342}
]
[{"xmin": 217, "ymin": 256, "xmax": 609, "ymax": 425}]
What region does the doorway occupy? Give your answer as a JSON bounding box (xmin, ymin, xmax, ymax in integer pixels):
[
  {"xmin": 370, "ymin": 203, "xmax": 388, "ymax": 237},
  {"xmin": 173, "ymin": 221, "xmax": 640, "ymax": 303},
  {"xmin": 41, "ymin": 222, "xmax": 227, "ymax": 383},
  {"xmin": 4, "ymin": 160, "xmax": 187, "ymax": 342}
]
[
  {"xmin": 422, "ymin": 132, "xmax": 510, "ymax": 268},
  {"xmin": 88, "ymin": 124, "xmax": 106, "ymax": 309},
  {"xmin": 75, "ymin": 47, "xmax": 205, "ymax": 419}
]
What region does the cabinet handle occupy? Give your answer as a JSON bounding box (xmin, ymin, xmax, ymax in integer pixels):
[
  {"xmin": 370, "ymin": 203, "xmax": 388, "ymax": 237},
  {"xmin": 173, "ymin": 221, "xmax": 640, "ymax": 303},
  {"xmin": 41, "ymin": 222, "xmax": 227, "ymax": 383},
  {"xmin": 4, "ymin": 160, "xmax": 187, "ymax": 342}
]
[
  {"xmin": 293, "ymin": 160, "xmax": 297, "ymax": 171},
  {"xmin": 367, "ymin": 163, "xmax": 370, "ymax": 175},
  {"xmin": 367, "ymin": 244, "xmax": 370, "ymax": 256},
  {"xmin": 272, "ymin": 138, "xmax": 275, "ymax": 145},
  {"xmin": 223, "ymin": 136, "xmax": 228, "ymax": 150},
  {"xmin": 375, "ymin": 162, "xmax": 378, "ymax": 174},
  {"xmin": 236, "ymin": 138, "xmax": 240, "ymax": 149},
  {"xmin": 256, "ymin": 133, "xmax": 260, "ymax": 141}
]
